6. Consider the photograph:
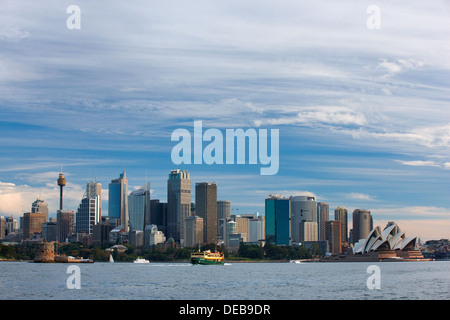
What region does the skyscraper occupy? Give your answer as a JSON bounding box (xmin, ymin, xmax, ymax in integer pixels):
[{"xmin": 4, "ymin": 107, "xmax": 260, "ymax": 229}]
[
  {"xmin": 334, "ymin": 206, "xmax": 348, "ymax": 243},
  {"xmin": 317, "ymin": 202, "xmax": 329, "ymax": 241},
  {"xmin": 184, "ymin": 215, "xmax": 203, "ymax": 248},
  {"xmin": 352, "ymin": 209, "xmax": 372, "ymax": 244},
  {"xmin": 217, "ymin": 200, "xmax": 231, "ymax": 243},
  {"xmin": 31, "ymin": 198, "xmax": 48, "ymax": 222},
  {"xmin": 57, "ymin": 210, "xmax": 75, "ymax": 242},
  {"xmin": 128, "ymin": 182, "xmax": 151, "ymax": 231},
  {"xmin": 265, "ymin": 195, "xmax": 291, "ymax": 245},
  {"xmin": 23, "ymin": 212, "xmax": 47, "ymax": 239},
  {"xmin": 290, "ymin": 195, "xmax": 317, "ymax": 243},
  {"xmin": 326, "ymin": 220, "xmax": 342, "ymax": 254},
  {"xmin": 76, "ymin": 182, "xmax": 101, "ymax": 234},
  {"xmin": 108, "ymin": 171, "xmax": 129, "ymax": 232},
  {"xmin": 195, "ymin": 182, "xmax": 217, "ymax": 245},
  {"xmin": 167, "ymin": 169, "xmax": 191, "ymax": 243}
]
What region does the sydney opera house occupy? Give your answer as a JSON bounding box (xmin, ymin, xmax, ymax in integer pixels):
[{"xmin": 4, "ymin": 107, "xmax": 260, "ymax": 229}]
[{"xmin": 324, "ymin": 221, "xmax": 431, "ymax": 262}]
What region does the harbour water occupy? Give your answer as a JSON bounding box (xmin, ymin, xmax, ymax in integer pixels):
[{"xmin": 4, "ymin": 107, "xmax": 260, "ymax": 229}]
[{"xmin": 1, "ymin": 260, "xmax": 449, "ymax": 300}]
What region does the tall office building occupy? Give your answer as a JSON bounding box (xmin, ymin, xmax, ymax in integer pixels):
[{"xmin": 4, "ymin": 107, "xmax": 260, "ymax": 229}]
[
  {"xmin": 334, "ymin": 206, "xmax": 348, "ymax": 243},
  {"xmin": 265, "ymin": 195, "xmax": 291, "ymax": 245},
  {"xmin": 317, "ymin": 202, "xmax": 329, "ymax": 241},
  {"xmin": 167, "ymin": 169, "xmax": 191, "ymax": 243},
  {"xmin": 108, "ymin": 171, "xmax": 129, "ymax": 232},
  {"xmin": 76, "ymin": 181, "xmax": 101, "ymax": 234},
  {"xmin": 57, "ymin": 210, "xmax": 75, "ymax": 242},
  {"xmin": 184, "ymin": 216, "xmax": 204, "ymax": 248},
  {"xmin": 128, "ymin": 182, "xmax": 151, "ymax": 231},
  {"xmin": 0, "ymin": 217, "xmax": 5, "ymax": 240},
  {"xmin": 217, "ymin": 200, "xmax": 231, "ymax": 243},
  {"xmin": 195, "ymin": 182, "xmax": 217, "ymax": 245},
  {"xmin": 290, "ymin": 195, "xmax": 317, "ymax": 243},
  {"xmin": 299, "ymin": 221, "xmax": 318, "ymax": 242},
  {"xmin": 325, "ymin": 220, "xmax": 342, "ymax": 254},
  {"xmin": 352, "ymin": 209, "xmax": 372, "ymax": 244},
  {"xmin": 150, "ymin": 199, "xmax": 167, "ymax": 235},
  {"xmin": 249, "ymin": 216, "xmax": 265, "ymax": 243},
  {"xmin": 31, "ymin": 198, "xmax": 48, "ymax": 222}
]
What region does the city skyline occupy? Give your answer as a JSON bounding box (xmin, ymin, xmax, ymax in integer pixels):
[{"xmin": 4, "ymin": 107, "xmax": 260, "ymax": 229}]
[{"xmin": 0, "ymin": 1, "xmax": 449, "ymax": 241}]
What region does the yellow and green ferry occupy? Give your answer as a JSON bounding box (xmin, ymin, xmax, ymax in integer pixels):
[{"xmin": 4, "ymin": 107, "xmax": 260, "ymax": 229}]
[{"xmin": 190, "ymin": 249, "xmax": 225, "ymax": 265}]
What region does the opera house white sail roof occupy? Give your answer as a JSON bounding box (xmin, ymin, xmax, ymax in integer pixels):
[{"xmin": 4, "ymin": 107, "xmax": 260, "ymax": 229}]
[{"xmin": 353, "ymin": 222, "xmax": 417, "ymax": 254}]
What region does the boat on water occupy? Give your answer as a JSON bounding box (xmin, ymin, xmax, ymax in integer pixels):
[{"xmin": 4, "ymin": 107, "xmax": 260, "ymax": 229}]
[
  {"xmin": 133, "ymin": 257, "xmax": 150, "ymax": 263},
  {"xmin": 109, "ymin": 254, "xmax": 114, "ymax": 263},
  {"xmin": 190, "ymin": 250, "xmax": 224, "ymax": 265},
  {"xmin": 290, "ymin": 260, "xmax": 302, "ymax": 264}
]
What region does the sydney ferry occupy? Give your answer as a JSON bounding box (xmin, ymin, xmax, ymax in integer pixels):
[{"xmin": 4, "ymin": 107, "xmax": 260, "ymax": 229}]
[{"xmin": 190, "ymin": 249, "xmax": 224, "ymax": 265}]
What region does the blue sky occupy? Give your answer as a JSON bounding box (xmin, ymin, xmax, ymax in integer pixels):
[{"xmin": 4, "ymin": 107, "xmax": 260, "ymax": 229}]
[{"xmin": 0, "ymin": 1, "xmax": 449, "ymax": 240}]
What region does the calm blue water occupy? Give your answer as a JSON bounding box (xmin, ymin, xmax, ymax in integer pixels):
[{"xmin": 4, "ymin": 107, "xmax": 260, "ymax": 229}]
[{"xmin": 0, "ymin": 260, "xmax": 449, "ymax": 300}]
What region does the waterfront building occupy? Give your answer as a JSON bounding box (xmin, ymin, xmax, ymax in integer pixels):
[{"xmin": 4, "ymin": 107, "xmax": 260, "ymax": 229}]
[
  {"xmin": 325, "ymin": 220, "xmax": 342, "ymax": 254},
  {"xmin": 290, "ymin": 195, "xmax": 317, "ymax": 243},
  {"xmin": 109, "ymin": 171, "xmax": 129, "ymax": 232},
  {"xmin": 128, "ymin": 183, "xmax": 151, "ymax": 231},
  {"xmin": 184, "ymin": 215, "xmax": 204, "ymax": 247},
  {"xmin": 352, "ymin": 209, "xmax": 372, "ymax": 244},
  {"xmin": 23, "ymin": 212, "xmax": 47, "ymax": 239},
  {"xmin": 42, "ymin": 221, "xmax": 57, "ymax": 241},
  {"xmin": 57, "ymin": 210, "xmax": 75, "ymax": 243},
  {"xmin": 265, "ymin": 195, "xmax": 291, "ymax": 245},
  {"xmin": 167, "ymin": 169, "xmax": 191, "ymax": 244},
  {"xmin": 0, "ymin": 217, "xmax": 5, "ymax": 240},
  {"xmin": 195, "ymin": 182, "xmax": 217, "ymax": 245},
  {"xmin": 150, "ymin": 199, "xmax": 167, "ymax": 235},
  {"xmin": 144, "ymin": 224, "xmax": 166, "ymax": 247},
  {"xmin": 93, "ymin": 222, "xmax": 114, "ymax": 247},
  {"xmin": 317, "ymin": 202, "xmax": 329, "ymax": 241},
  {"xmin": 334, "ymin": 206, "xmax": 348, "ymax": 243},
  {"xmin": 76, "ymin": 182, "xmax": 101, "ymax": 235},
  {"xmin": 249, "ymin": 216, "xmax": 265, "ymax": 242},
  {"xmin": 129, "ymin": 230, "xmax": 144, "ymax": 248},
  {"xmin": 299, "ymin": 221, "xmax": 318, "ymax": 242},
  {"xmin": 231, "ymin": 215, "xmax": 250, "ymax": 242},
  {"xmin": 217, "ymin": 200, "xmax": 231, "ymax": 243}
]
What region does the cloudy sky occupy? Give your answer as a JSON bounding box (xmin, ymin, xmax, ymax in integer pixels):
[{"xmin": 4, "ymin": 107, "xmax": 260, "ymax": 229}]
[{"xmin": 0, "ymin": 0, "xmax": 449, "ymax": 240}]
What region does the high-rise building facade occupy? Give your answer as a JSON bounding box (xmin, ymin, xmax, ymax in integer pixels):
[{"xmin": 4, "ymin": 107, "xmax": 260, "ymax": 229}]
[
  {"xmin": 23, "ymin": 212, "xmax": 47, "ymax": 239},
  {"xmin": 195, "ymin": 182, "xmax": 217, "ymax": 245},
  {"xmin": 150, "ymin": 199, "xmax": 167, "ymax": 235},
  {"xmin": 334, "ymin": 206, "xmax": 348, "ymax": 243},
  {"xmin": 184, "ymin": 215, "xmax": 204, "ymax": 248},
  {"xmin": 31, "ymin": 198, "xmax": 48, "ymax": 222},
  {"xmin": 299, "ymin": 221, "xmax": 318, "ymax": 242},
  {"xmin": 317, "ymin": 202, "xmax": 329, "ymax": 241},
  {"xmin": 76, "ymin": 182, "xmax": 101, "ymax": 235},
  {"xmin": 325, "ymin": 220, "xmax": 342, "ymax": 254},
  {"xmin": 167, "ymin": 169, "xmax": 191, "ymax": 243},
  {"xmin": 128, "ymin": 182, "xmax": 151, "ymax": 232},
  {"xmin": 108, "ymin": 171, "xmax": 129, "ymax": 232},
  {"xmin": 352, "ymin": 209, "xmax": 372, "ymax": 244},
  {"xmin": 290, "ymin": 195, "xmax": 317, "ymax": 243},
  {"xmin": 249, "ymin": 216, "xmax": 265, "ymax": 242},
  {"xmin": 265, "ymin": 195, "xmax": 291, "ymax": 245},
  {"xmin": 217, "ymin": 200, "xmax": 231, "ymax": 243},
  {"xmin": 57, "ymin": 210, "xmax": 75, "ymax": 243}
]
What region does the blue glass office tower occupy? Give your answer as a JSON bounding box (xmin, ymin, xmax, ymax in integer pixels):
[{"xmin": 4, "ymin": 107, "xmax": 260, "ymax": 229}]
[
  {"xmin": 265, "ymin": 195, "xmax": 291, "ymax": 245},
  {"xmin": 108, "ymin": 171, "xmax": 129, "ymax": 232}
]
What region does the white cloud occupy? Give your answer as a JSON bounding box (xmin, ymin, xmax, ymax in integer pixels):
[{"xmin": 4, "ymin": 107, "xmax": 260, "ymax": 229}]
[
  {"xmin": 394, "ymin": 160, "xmax": 442, "ymax": 168},
  {"xmin": 346, "ymin": 193, "xmax": 375, "ymax": 201}
]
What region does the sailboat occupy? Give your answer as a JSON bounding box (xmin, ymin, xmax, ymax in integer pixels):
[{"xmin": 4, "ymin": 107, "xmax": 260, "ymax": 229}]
[{"xmin": 109, "ymin": 254, "xmax": 114, "ymax": 263}]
